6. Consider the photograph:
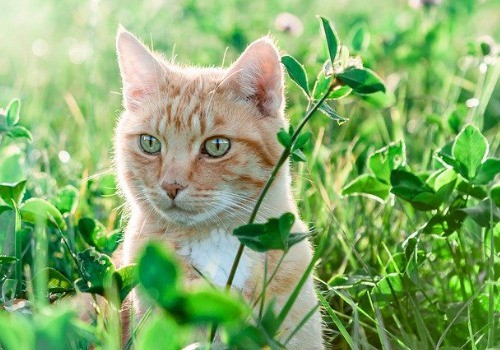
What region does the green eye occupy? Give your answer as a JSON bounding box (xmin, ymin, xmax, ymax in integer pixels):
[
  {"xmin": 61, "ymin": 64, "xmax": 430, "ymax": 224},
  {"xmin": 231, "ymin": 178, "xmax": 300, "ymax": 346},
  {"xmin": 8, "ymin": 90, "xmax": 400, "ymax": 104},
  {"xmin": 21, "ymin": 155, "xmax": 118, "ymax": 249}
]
[
  {"xmin": 140, "ymin": 134, "xmax": 161, "ymax": 154},
  {"xmin": 203, "ymin": 137, "xmax": 231, "ymax": 158}
]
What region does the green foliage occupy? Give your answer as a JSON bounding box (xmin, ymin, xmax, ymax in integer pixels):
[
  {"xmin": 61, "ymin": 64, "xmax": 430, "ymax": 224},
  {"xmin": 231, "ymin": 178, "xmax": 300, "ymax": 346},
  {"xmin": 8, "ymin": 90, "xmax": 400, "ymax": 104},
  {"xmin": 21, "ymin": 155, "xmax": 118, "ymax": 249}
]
[
  {"xmin": 20, "ymin": 198, "xmax": 67, "ymax": 230},
  {"xmin": 78, "ymin": 218, "xmax": 123, "ymax": 255},
  {"xmin": 281, "ymin": 55, "xmax": 309, "ymax": 97},
  {"xmin": 336, "ymin": 67, "xmax": 386, "ymax": 94},
  {"xmin": 318, "ymin": 16, "xmax": 340, "ymax": 64},
  {"xmin": 0, "ymin": 1, "xmax": 499, "ymax": 349},
  {"xmin": 234, "ymin": 213, "xmax": 310, "ymax": 252}
]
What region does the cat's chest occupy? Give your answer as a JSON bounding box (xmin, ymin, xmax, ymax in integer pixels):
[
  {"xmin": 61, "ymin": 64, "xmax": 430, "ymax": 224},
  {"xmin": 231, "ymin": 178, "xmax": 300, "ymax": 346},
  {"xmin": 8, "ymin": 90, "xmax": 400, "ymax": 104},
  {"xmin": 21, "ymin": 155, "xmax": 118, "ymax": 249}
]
[{"xmin": 177, "ymin": 228, "xmax": 254, "ymax": 290}]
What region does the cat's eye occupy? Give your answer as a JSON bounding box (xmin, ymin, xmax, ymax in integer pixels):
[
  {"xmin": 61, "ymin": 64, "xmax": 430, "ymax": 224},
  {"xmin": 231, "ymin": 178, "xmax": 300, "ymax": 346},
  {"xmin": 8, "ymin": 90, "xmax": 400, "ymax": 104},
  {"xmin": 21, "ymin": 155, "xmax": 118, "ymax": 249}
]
[
  {"xmin": 203, "ymin": 137, "xmax": 231, "ymax": 158},
  {"xmin": 140, "ymin": 134, "xmax": 161, "ymax": 154}
]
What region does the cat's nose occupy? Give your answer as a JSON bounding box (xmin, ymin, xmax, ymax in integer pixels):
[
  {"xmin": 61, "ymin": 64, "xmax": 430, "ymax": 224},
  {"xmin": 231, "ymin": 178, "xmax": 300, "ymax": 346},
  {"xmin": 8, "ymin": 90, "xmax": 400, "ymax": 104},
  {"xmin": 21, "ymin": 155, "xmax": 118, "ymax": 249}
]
[{"xmin": 161, "ymin": 181, "xmax": 186, "ymax": 200}]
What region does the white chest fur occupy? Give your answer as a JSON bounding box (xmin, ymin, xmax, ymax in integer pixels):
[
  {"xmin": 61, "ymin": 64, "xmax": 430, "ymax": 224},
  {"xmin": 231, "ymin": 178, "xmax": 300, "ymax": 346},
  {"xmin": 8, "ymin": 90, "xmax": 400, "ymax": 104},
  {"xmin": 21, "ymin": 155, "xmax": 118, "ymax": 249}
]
[{"xmin": 177, "ymin": 228, "xmax": 253, "ymax": 290}]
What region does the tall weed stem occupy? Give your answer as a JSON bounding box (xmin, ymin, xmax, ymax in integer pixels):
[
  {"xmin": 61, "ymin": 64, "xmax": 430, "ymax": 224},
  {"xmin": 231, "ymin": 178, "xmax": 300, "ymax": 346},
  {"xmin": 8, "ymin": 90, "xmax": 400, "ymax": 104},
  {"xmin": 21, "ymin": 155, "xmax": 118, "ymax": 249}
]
[{"xmin": 225, "ymin": 86, "xmax": 334, "ymax": 290}]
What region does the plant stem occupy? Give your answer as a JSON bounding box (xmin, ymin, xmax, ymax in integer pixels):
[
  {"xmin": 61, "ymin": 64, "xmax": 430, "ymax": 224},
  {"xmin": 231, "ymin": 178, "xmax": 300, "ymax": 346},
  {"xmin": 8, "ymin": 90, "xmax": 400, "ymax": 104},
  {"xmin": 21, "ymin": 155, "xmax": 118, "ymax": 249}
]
[
  {"xmin": 225, "ymin": 87, "xmax": 334, "ymax": 291},
  {"xmin": 13, "ymin": 202, "xmax": 22, "ymax": 296}
]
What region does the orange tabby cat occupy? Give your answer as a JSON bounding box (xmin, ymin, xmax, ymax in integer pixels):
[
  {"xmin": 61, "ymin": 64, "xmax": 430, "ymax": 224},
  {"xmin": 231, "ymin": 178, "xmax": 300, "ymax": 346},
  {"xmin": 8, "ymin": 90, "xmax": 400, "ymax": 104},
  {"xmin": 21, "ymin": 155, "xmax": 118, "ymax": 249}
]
[{"xmin": 115, "ymin": 27, "xmax": 323, "ymax": 349}]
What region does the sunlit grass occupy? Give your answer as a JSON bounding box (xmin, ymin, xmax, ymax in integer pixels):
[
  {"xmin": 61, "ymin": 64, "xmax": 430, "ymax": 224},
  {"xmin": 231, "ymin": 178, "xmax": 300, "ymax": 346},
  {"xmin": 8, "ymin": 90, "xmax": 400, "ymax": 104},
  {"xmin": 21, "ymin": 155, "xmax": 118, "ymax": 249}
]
[{"xmin": 0, "ymin": 0, "xmax": 499, "ymax": 349}]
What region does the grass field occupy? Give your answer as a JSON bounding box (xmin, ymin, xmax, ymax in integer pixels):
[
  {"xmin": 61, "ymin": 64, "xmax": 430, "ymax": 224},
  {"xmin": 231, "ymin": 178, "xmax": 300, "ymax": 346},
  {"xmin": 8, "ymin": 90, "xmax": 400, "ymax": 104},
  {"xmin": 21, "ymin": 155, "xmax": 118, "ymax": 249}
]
[{"xmin": 0, "ymin": 0, "xmax": 499, "ymax": 349}]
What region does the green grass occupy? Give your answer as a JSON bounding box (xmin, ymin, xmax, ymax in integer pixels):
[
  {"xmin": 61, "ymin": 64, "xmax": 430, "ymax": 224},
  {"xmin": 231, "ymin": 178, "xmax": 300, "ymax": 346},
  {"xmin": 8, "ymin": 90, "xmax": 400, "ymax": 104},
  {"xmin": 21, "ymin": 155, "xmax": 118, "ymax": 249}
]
[{"xmin": 1, "ymin": 0, "xmax": 499, "ymax": 349}]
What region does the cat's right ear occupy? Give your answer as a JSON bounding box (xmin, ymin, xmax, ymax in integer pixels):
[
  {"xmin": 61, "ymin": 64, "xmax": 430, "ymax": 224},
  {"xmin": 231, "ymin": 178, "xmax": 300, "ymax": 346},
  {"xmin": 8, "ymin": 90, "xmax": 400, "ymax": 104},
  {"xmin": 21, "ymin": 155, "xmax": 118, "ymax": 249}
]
[{"xmin": 116, "ymin": 26, "xmax": 166, "ymax": 111}]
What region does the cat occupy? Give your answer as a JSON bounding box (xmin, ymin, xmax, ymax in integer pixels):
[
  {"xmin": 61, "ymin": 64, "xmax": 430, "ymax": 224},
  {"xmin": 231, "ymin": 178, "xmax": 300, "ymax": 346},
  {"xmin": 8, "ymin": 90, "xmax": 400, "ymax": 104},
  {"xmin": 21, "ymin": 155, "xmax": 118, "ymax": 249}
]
[{"xmin": 114, "ymin": 26, "xmax": 324, "ymax": 349}]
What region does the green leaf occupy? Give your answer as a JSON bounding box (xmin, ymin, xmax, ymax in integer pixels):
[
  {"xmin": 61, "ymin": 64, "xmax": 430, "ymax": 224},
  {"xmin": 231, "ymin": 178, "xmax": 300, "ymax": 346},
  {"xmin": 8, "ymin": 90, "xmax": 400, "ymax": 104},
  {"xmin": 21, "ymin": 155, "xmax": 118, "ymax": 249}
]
[
  {"xmin": 0, "ymin": 255, "xmax": 17, "ymax": 265},
  {"xmin": 368, "ymin": 141, "xmax": 406, "ymax": 184},
  {"xmin": 456, "ymin": 181, "xmax": 487, "ymax": 200},
  {"xmin": 0, "ymin": 313, "xmax": 35, "ymax": 350},
  {"xmin": 0, "ymin": 204, "xmax": 12, "ymax": 216},
  {"xmin": 135, "ymin": 316, "xmax": 181, "ymax": 350},
  {"xmin": 336, "ymin": 67, "xmax": 386, "ymax": 94},
  {"xmin": 431, "ymin": 168, "xmax": 457, "ymax": 192},
  {"xmin": 93, "ymin": 173, "xmax": 117, "ymax": 196},
  {"xmin": 473, "ymin": 158, "xmax": 500, "ymax": 185},
  {"xmin": 318, "ymin": 16, "xmax": 340, "ymax": 63},
  {"xmin": 79, "ymin": 218, "xmax": 106, "ymax": 250},
  {"xmin": 329, "ymin": 85, "xmax": 352, "ymax": 99},
  {"xmin": 281, "ymin": 55, "xmax": 309, "ymax": 96},
  {"xmin": 137, "ymin": 243, "xmax": 181, "ymax": 309},
  {"xmin": 76, "ymin": 248, "xmax": 115, "ymax": 293},
  {"xmin": 423, "ymin": 210, "xmax": 466, "ymax": 236},
  {"xmin": 436, "ymin": 142, "xmax": 457, "ymax": 168},
  {"xmin": 342, "ymin": 174, "xmax": 391, "ymax": 202},
  {"xmin": 277, "ymin": 128, "xmax": 291, "ymax": 148},
  {"xmin": 225, "ymin": 324, "xmax": 269, "ymax": 350},
  {"xmin": 313, "ymin": 64, "xmax": 352, "ymax": 101},
  {"xmin": 104, "ymin": 229, "xmax": 124, "ymax": 255},
  {"xmin": 312, "ymin": 67, "xmax": 332, "ymax": 100},
  {"xmin": 447, "ymin": 104, "xmax": 467, "ymax": 134},
  {"xmin": 20, "ymin": 198, "xmax": 67, "ymax": 230},
  {"xmin": 434, "ymin": 177, "xmax": 457, "ymax": 204},
  {"xmin": 0, "ymin": 151, "xmax": 25, "ymax": 183},
  {"xmin": 6, "ymin": 99, "xmax": 20, "ymax": 126},
  {"xmin": 233, "ymin": 213, "xmax": 308, "ymax": 252},
  {"xmin": 293, "ymin": 131, "xmax": 312, "ymax": 150},
  {"xmin": 50, "ymin": 185, "xmax": 79, "ymax": 214},
  {"xmin": 410, "ymin": 192, "xmax": 442, "ymax": 211},
  {"xmin": 372, "ymin": 273, "xmax": 404, "ymax": 306},
  {"xmin": 317, "ymin": 102, "xmax": 348, "ymax": 123},
  {"xmin": 491, "ymin": 185, "xmax": 500, "ymax": 207},
  {"xmin": 390, "ymin": 170, "xmax": 443, "ymax": 211},
  {"xmin": 348, "ymin": 23, "xmax": 370, "ymax": 52},
  {"xmin": 0, "ymin": 180, "xmax": 26, "ymax": 206},
  {"xmin": 460, "ymin": 199, "xmax": 500, "ymax": 227},
  {"xmin": 452, "ymin": 124, "xmax": 488, "ymax": 180},
  {"xmin": 113, "ymin": 264, "xmax": 139, "ymax": 303},
  {"xmin": 35, "ymin": 307, "xmax": 80, "ymax": 350},
  {"xmin": 184, "ymin": 290, "xmax": 246, "ymax": 324},
  {"xmin": 291, "ymin": 149, "xmax": 306, "ymax": 162},
  {"xmin": 259, "ymin": 298, "xmax": 280, "ymax": 336},
  {"xmin": 45, "ymin": 268, "xmax": 73, "ymax": 292},
  {"xmin": 390, "ymin": 169, "xmax": 433, "ymax": 201},
  {"xmin": 78, "ymin": 218, "xmax": 123, "ymax": 255},
  {"xmin": 6, "ymin": 126, "xmax": 32, "ymax": 142}
]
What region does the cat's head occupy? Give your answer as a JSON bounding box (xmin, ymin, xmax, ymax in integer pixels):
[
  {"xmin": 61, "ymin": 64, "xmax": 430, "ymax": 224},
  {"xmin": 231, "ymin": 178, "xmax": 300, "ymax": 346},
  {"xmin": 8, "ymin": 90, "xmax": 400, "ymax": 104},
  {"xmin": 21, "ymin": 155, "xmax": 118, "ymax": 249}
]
[{"xmin": 114, "ymin": 27, "xmax": 288, "ymax": 227}]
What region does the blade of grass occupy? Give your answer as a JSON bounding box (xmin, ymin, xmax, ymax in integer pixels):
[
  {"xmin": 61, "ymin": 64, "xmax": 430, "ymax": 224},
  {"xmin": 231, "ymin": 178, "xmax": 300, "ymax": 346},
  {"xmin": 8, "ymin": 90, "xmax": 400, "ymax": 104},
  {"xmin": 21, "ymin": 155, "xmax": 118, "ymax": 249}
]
[
  {"xmin": 436, "ymin": 285, "xmax": 485, "ymax": 349},
  {"xmin": 276, "ymin": 235, "xmax": 326, "ymax": 327},
  {"xmin": 33, "ymin": 222, "xmax": 48, "ymax": 307},
  {"xmin": 12, "ymin": 201, "xmax": 22, "ymax": 296},
  {"xmin": 367, "ymin": 292, "xmax": 391, "ymax": 350},
  {"xmin": 486, "ymin": 198, "xmax": 496, "ymax": 348},
  {"xmin": 283, "ymin": 303, "xmax": 320, "ymax": 346},
  {"xmin": 317, "ymin": 290, "xmax": 355, "ymax": 349}
]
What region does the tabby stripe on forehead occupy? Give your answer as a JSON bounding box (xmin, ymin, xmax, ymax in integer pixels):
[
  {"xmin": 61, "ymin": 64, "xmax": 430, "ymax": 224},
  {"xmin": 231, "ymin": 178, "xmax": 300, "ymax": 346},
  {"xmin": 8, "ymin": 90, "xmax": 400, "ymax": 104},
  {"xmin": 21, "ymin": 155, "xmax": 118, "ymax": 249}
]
[
  {"xmin": 181, "ymin": 92, "xmax": 201, "ymax": 127},
  {"xmin": 183, "ymin": 78, "xmax": 205, "ymax": 127},
  {"xmin": 168, "ymin": 95, "xmax": 181, "ymax": 125}
]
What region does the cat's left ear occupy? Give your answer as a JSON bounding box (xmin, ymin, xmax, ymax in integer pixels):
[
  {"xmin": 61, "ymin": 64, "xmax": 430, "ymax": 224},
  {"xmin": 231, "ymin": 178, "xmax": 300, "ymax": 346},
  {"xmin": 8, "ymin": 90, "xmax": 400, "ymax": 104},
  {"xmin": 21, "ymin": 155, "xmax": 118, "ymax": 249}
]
[
  {"xmin": 223, "ymin": 37, "xmax": 284, "ymax": 118},
  {"xmin": 116, "ymin": 26, "xmax": 166, "ymax": 111}
]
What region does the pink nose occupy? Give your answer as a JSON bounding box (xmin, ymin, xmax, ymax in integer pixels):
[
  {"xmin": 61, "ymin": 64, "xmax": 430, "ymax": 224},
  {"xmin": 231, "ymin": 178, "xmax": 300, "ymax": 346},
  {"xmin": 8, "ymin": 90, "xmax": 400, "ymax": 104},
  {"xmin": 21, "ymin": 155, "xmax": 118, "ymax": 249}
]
[{"xmin": 161, "ymin": 182, "xmax": 186, "ymax": 200}]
